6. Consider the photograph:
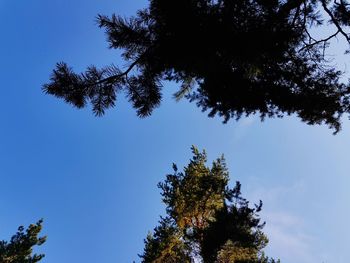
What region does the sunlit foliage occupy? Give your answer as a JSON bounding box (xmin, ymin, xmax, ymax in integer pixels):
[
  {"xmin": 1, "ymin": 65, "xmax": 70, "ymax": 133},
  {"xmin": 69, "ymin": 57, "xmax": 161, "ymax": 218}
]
[
  {"xmin": 0, "ymin": 220, "xmax": 46, "ymax": 263},
  {"xmin": 140, "ymin": 147, "xmax": 279, "ymax": 263}
]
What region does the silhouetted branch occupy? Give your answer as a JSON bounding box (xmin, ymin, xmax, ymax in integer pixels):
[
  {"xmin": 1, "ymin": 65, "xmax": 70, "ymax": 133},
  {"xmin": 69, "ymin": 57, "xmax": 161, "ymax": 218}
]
[
  {"xmin": 299, "ymin": 30, "xmax": 339, "ymax": 52},
  {"xmin": 44, "ymin": 0, "xmax": 350, "ymax": 132},
  {"xmin": 321, "ymin": 0, "xmax": 350, "ymax": 43},
  {"xmin": 92, "ymin": 55, "xmax": 142, "ymax": 86}
]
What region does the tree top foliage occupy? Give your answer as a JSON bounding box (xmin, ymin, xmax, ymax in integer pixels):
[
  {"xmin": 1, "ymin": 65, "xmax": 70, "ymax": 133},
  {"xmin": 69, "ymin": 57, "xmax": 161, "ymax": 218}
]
[
  {"xmin": 139, "ymin": 146, "xmax": 279, "ymax": 262},
  {"xmin": 0, "ymin": 220, "xmax": 46, "ymax": 263},
  {"xmin": 44, "ymin": 0, "xmax": 350, "ymax": 133}
]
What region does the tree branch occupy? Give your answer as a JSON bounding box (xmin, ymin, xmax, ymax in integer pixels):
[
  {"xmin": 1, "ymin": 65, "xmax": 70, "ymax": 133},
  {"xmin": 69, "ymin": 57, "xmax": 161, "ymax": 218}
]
[
  {"xmin": 93, "ymin": 56, "xmax": 142, "ymax": 86},
  {"xmin": 299, "ymin": 30, "xmax": 340, "ymax": 52},
  {"xmin": 279, "ymin": 0, "xmax": 305, "ymax": 17},
  {"xmin": 321, "ymin": 0, "xmax": 350, "ymax": 43}
]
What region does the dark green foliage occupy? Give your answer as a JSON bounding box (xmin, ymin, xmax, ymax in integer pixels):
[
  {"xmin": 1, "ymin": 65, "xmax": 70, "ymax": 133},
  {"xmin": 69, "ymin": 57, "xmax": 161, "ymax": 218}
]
[
  {"xmin": 200, "ymin": 188, "xmax": 267, "ymax": 263},
  {"xmin": 0, "ymin": 220, "xmax": 46, "ymax": 263},
  {"xmin": 140, "ymin": 147, "xmax": 278, "ymax": 263},
  {"xmin": 44, "ymin": 0, "xmax": 350, "ymax": 132}
]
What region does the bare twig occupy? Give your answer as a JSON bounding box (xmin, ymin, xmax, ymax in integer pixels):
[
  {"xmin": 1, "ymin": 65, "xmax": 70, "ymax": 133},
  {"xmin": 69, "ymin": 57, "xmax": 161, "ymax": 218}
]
[
  {"xmin": 321, "ymin": 0, "xmax": 350, "ymax": 43},
  {"xmin": 299, "ymin": 30, "xmax": 340, "ymax": 51}
]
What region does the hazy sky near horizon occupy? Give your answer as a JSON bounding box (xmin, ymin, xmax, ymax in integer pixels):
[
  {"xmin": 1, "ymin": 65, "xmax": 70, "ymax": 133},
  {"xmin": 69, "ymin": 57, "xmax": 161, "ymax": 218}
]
[{"xmin": 1, "ymin": 1, "xmax": 350, "ymax": 262}]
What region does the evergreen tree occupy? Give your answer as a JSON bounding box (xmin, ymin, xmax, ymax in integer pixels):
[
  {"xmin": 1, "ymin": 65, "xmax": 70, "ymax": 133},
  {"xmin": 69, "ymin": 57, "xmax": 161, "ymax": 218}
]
[
  {"xmin": 0, "ymin": 220, "xmax": 46, "ymax": 263},
  {"xmin": 44, "ymin": 0, "xmax": 350, "ymax": 133},
  {"xmin": 140, "ymin": 147, "xmax": 278, "ymax": 263}
]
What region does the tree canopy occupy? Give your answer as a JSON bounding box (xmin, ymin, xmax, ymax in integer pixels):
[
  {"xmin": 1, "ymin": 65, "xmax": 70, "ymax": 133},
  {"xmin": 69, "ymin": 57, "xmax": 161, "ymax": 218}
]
[
  {"xmin": 139, "ymin": 146, "xmax": 279, "ymax": 263},
  {"xmin": 44, "ymin": 0, "xmax": 350, "ymax": 133},
  {"xmin": 0, "ymin": 220, "xmax": 46, "ymax": 263}
]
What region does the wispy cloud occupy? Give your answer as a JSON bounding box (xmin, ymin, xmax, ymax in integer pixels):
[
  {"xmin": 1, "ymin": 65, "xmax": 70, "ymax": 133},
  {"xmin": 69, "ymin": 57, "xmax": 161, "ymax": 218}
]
[
  {"xmin": 231, "ymin": 115, "xmax": 257, "ymax": 142},
  {"xmin": 239, "ymin": 115, "xmax": 257, "ymax": 128},
  {"xmin": 263, "ymin": 211, "xmax": 315, "ymax": 263},
  {"xmin": 244, "ymin": 180, "xmax": 326, "ymax": 263},
  {"xmin": 244, "ymin": 177, "xmax": 307, "ymax": 204}
]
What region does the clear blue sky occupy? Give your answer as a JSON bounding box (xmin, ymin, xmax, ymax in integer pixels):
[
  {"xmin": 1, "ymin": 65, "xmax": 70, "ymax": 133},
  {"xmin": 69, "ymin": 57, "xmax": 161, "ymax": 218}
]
[{"xmin": 1, "ymin": 1, "xmax": 350, "ymax": 262}]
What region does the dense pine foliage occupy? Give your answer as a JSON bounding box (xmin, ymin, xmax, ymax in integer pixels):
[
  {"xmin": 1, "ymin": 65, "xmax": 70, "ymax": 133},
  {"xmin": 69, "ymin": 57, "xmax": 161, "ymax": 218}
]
[
  {"xmin": 44, "ymin": 0, "xmax": 350, "ymax": 132},
  {"xmin": 139, "ymin": 147, "xmax": 279, "ymax": 263},
  {"xmin": 0, "ymin": 220, "xmax": 46, "ymax": 263}
]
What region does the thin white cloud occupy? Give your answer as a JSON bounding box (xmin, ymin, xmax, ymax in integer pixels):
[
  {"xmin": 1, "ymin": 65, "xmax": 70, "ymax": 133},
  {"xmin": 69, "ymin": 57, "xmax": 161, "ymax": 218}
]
[
  {"xmin": 244, "ymin": 177, "xmax": 306, "ymax": 204},
  {"xmin": 263, "ymin": 211, "xmax": 315, "ymax": 263},
  {"xmin": 231, "ymin": 115, "xmax": 257, "ymax": 142},
  {"xmin": 239, "ymin": 115, "xmax": 257, "ymax": 128},
  {"xmin": 243, "ymin": 180, "xmax": 326, "ymax": 263}
]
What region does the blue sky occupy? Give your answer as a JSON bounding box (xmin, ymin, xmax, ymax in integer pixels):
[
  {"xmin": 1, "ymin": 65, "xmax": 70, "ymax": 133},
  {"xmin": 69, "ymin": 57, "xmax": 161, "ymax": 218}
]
[{"xmin": 1, "ymin": 1, "xmax": 350, "ymax": 262}]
